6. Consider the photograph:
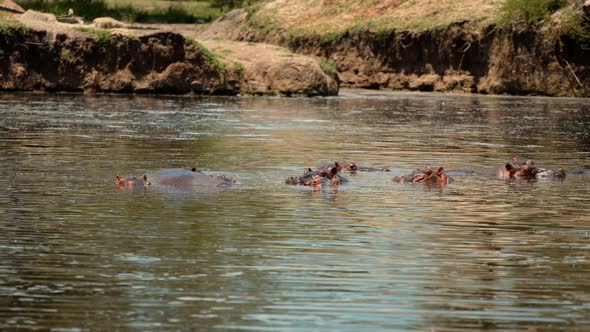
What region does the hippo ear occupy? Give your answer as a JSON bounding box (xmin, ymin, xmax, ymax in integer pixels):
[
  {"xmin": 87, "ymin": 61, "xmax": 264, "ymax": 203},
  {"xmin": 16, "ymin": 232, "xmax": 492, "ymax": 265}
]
[
  {"xmin": 330, "ymin": 166, "xmax": 338, "ymax": 177},
  {"xmin": 437, "ymin": 167, "xmax": 444, "ymax": 175},
  {"xmin": 143, "ymin": 174, "xmax": 148, "ymax": 181},
  {"xmin": 505, "ymin": 163, "xmax": 515, "ymax": 172},
  {"xmin": 191, "ymin": 167, "xmax": 197, "ymax": 172},
  {"xmin": 116, "ymin": 175, "xmax": 124, "ymax": 184}
]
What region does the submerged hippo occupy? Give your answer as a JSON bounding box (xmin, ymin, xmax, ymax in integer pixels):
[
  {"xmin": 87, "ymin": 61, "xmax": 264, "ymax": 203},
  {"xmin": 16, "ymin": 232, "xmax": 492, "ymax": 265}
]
[
  {"xmin": 393, "ymin": 166, "xmax": 454, "ymax": 186},
  {"xmin": 498, "ymin": 157, "xmax": 566, "ymax": 181},
  {"xmin": 116, "ymin": 167, "xmax": 235, "ymax": 190},
  {"xmin": 319, "ymin": 161, "xmax": 391, "ymax": 173}
]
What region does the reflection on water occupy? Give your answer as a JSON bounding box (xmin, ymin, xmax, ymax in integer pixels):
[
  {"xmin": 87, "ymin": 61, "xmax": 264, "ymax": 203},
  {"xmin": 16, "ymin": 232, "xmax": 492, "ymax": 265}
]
[{"xmin": 1, "ymin": 90, "xmax": 590, "ymax": 331}]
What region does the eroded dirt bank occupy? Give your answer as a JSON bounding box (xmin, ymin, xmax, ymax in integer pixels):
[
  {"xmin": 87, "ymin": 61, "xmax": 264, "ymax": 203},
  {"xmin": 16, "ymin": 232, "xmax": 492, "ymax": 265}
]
[
  {"xmin": 200, "ymin": 6, "xmax": 590, "ymax": 97},
  {"xmin": 287, "ymin": 25, "xmax": 589, "ymax": 96},
  {"xmin": 0, "ymin": 11, "xmax": 338, "ymax": 96},
  {"xmin": 0, "ymin": 27, "xmax": 240, "ymax": 94}
]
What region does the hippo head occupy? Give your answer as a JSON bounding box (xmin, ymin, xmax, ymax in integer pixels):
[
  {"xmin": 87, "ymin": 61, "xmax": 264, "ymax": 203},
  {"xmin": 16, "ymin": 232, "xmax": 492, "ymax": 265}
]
[
  {"xmin": 319, "ymin": 166, "xmax": 339, "ymax": 179},
  {"xmin": 303, "ymin": 175, "xmax": 340, "ymax": 189},
  {"xmin": 435, "ymin": 167, "xmax": 453, "ymax": 185},
  {"xmin": 326, "ymin": 163, "xmax": 341, "ymax": 177},
  {"xmin": 409, "ymin": 167, "xmax": 433, "ymax": 183},
  {"xmin": 515, "ymin": 160, "xmax": 538, "ymax": 178},
  {"xmin": 116, "ymin": 175, "xmax": 151, "ymax": 188},
  {"xmin": 418, "ymin": 167, "xmax": 453, "ymax": 186},
  {"xmin": 344, "ymin": 162, "xmax": 358, "ymax": 172},
  {"xmin": 303, "ymin": 176, "xmax": 323, "ymax": 187},
  {"xmin": 500, "ymin": 158, "xmax": 539, "ymax": 180},
  {"xmin": 397, "ymin": 166, "xmax": 452, "ymax": 186}
]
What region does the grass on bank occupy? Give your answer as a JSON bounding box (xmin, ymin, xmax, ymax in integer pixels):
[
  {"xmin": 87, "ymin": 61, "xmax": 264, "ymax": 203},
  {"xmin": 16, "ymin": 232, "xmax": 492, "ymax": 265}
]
[
  {"xmin": 497, "ymin": 0, "xmax": 590, "ymax": 49},
  {"xmin": 0, "ymin": 17, "xmax": 31, "ymax": 37},
  {"xmin": 185, "ymin": 36, "xmax": 244, "ymax": 73},
  {"xmin": 497, "ymin": 0, "xmax": 566, "ymax": 26},
  {"xmin": 17, "ymin": 0, "xmax": 244, "ymax": 23},
  {"xmin": 246, "ymin": 0, "xmax": 504, "ymax": 38},
  {"xmin": 242, "ymin": 0, "xmax": 589, "ymax": 51},
  {"xmin": 73, "ymin": 26, "xmax": 111, "ymax": 52}
]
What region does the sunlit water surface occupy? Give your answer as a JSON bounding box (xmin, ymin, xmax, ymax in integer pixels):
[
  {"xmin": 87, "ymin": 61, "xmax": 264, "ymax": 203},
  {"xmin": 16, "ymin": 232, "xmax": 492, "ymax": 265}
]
[{"xmin": 1, "ymin": 90, "xmax": 590, "ymax": 331}]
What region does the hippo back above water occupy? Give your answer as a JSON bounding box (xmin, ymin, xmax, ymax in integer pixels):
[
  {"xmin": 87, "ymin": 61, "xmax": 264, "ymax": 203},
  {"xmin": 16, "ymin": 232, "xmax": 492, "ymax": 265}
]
[
  {"xmin": 116, "ymin": 167, "xmax": 235, "ymax": 190},
  {"xmin": 319, "ymin": 161, "xmax": 391, "ymax": 173}
]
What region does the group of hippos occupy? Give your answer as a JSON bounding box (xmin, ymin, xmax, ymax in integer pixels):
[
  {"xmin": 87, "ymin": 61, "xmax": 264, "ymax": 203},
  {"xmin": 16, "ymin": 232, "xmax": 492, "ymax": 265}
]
[{"xmin": 115, "ymin": 156, "xmax": 567, "ymax": 191}]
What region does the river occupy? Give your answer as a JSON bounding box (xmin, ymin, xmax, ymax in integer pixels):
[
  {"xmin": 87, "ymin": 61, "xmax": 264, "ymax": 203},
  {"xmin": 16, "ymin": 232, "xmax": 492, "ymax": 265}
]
[{"xmin": 1, "ymin": 89, "xmax": 590, "ymax": 331}]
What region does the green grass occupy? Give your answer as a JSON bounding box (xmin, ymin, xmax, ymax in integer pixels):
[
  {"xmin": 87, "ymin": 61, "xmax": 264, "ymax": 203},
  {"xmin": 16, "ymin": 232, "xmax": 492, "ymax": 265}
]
[
  {"xmin": 74, "ymin": 26, "xmax": 111, "ymax": 52},
  {"xmin": 546, "ymin": 4, "xmax": 590, "ymax": 50},
  {"xmin": 318, "ymin": 57, "xmax": 337, "ymax": 76},
  {"xmin": 184, "ymin": 37, "xmax": 245, "ymax": 74},
  {"xmin": 0, "ymin": 19, "xmax": 32, "ymax": 37},
  {"xmin": 497, "ymin": 0, "xmax": 566, "ymax": 27},
  {"xmin": 18, "ymin": 0, "xmax": 232, "ymax": 23},
  {"xmin": 233, "ymin": 60, "xmax": 244, "ymax": 72},
  {"xmin": 185, "ymin": 36, "xmax": 226, "ymax": 70},
  {"xmin": 496, "ymin": 0, "xmax": 590, "ymax": 49}
]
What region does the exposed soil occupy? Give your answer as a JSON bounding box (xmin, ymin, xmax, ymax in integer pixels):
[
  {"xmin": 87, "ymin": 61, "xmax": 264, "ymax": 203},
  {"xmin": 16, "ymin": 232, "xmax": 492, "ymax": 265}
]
[
  {"xmin": 0, "ymin": 9, "xmax": 337, "ymax": 96},
  {"xmin": 198, "ymin": 0, "xmax": 590, "ymax": 97},
  {"xmin": 3, "ymin": 0, "xmax": 589, "ymax": 97},
  {"xmin": 201, "ymin": 40, "xmax": 338, "ymax": 96}
]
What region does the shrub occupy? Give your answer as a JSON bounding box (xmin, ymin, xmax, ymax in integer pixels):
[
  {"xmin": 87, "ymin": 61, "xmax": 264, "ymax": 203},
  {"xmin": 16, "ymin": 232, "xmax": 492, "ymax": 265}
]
[
  {"xmin": 497, "ymin": 0, "xmax": 566, "ymax": 27},
  {"xmin": 547, "ymin": 5, "xmax": 590, "ymax": 50},
  {"xmin": 318, "ymin": 57, "xmax": 337, "ymax": 76}
]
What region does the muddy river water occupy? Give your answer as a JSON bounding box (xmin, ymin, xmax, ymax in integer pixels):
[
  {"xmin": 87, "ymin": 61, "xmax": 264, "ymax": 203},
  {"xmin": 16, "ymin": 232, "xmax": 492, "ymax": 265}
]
[{"xmin": 1, "ymin": 89, "xmax": 590, "ymax": 331}]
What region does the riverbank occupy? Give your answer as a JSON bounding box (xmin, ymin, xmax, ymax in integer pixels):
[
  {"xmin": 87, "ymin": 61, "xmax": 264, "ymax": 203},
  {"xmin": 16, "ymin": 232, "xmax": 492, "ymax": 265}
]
[
  {"xmin": 0, "ymin": 9, "xmax": 337, "ymax": 96},
  {"xmin": 1, "ymin": 0, "xmax": 589, "ymax": 97},
  {"xmin": 199, "ymin": 0, "xmax": 590, "ymax": 97}
]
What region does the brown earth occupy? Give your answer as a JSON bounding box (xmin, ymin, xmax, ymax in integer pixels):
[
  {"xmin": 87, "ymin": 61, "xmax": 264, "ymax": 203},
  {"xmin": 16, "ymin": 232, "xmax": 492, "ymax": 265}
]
[
  {"xmin": 198, "ymin": 0, "xmax": 590, "ymax": 97},
  {"xmin": 201, "ymin": 40, "xmax": 338, "ymax": 96},
  {"xmin": 0, "ymin": 10, "xmax": 337, "ymax": 96},
  {"xmin": 0, "ymin": 0, "xmax": 23, "ymax": 14}
]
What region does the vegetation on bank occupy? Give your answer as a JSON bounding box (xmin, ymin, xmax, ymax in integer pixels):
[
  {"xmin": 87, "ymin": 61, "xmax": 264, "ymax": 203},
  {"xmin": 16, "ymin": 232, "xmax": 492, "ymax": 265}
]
[
  {"xmin": 185, "ymin": 36, "xmax": 244, "ymax": 73},
  {"xmin": 0, "ymin": 17, "xmax": 31, "ymax": 37},
  {"xmin": 17, "ymin": 0, "xmax": 256, "ymax": 23},
  {"xmin": 73, "ymin": 26, "xmax": 111, "ymax": 52},
  {"xmin": 241, "ymin": 0, "xmax": 589, "ymax": 51},
  {"xmin": 497, "ymin": 0, "xmax": 590, "ymax": 49},
  {"xmin": 318, "ymin": 57, "xmax": 337, "ymax": 77}
]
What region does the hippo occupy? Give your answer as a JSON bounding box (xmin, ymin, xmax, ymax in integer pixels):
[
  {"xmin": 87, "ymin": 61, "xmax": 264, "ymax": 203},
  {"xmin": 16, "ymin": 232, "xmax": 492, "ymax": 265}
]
[
  {"xmin": 319, "ymin": 161, "xmax": 390, "ymax": 173},
  {"xmin": 498, "ymin": 157, "xmax": 566, "ymax": 181},
  {"xmin": 303, "ymin": 174, "xmax": 341, "ymax": 191},
  {"xmin": 393, "ymin": 166, "xmax": 454, "ymax": 186},
  {"xmin": 286, "ymin": 163, "xmax": 349, "ymax": 185},
  {"xmin": 536, "ymin": 168, "xmax": 567, "ymax": 180},
  {"xmin": 116, "ymin": 167, "xmax": 235, "ymax": 190}
]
